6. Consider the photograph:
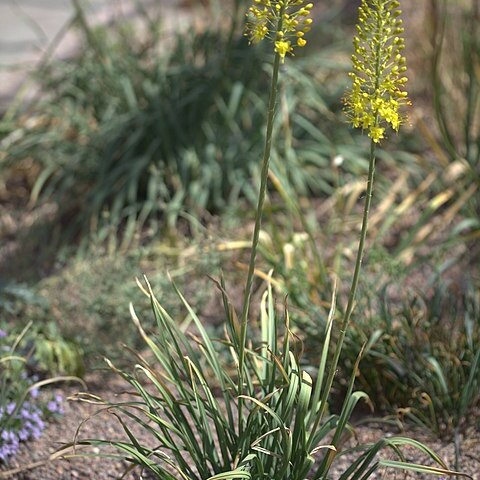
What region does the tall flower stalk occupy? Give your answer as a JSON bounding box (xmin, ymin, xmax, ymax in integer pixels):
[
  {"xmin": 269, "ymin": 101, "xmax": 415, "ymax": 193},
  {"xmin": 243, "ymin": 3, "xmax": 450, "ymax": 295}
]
[
  {"xmin": 310, "ymin": 0, "xmax": 411, "ymax": 435},
  {"xmin": 238, "ymin": 0, "xmax": 314, "ymax": 417}
]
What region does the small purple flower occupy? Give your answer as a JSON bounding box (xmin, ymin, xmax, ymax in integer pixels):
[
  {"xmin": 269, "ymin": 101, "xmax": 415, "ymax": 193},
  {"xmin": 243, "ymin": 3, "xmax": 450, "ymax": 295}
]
[
  {"xmin": 29, "ymin": 411, "xmax": 42, "ymax": 423},
  {"xmin": 34, "ymin": 416, "xmax": 45, "ymax": 431},
  {"xmin": 0, "ymin": 442, "xmax": 18, "ymax": 461},
  {"xmin": 30, "ymin": 426, "xmax": 43, "ymax": 440},
  {"xmin": 0, "ymin": 330, "xmax": 7, "ymax": 338},
  {"xmin": 29, "ymin": 387, "xmax": 39, "ymax": 399},
  {"xmin": 47, "ymin": 401, "xmax": 59, "ymax": 413},
  {"xmin": 20, "ymin": 407, "xmax": 30, "ymax": 418},
  {"xmin": 6, "ymin": 402, "xmax": 16, "ymax": 416},
  {"xmin": 46, "ymin": 395, "xmax": 64, "ymax": 415}
]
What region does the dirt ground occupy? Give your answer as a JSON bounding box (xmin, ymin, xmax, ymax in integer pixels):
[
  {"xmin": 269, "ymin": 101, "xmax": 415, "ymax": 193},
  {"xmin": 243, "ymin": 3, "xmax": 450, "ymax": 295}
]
[{"xmin": 0, "ymin": 372, "xmax": 478, "ymax": 480}]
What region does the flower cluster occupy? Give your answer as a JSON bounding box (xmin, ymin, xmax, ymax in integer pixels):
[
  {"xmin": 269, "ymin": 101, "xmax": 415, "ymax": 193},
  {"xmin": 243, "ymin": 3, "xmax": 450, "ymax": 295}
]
[
  {"xmin": 0, "ymin": 392, "xmax": 64, "ymax": 461},
  {"xmin": 344, "ymin": 0, "xmax": 410, "ymax": 143},
  {"xmin": 0, "ymin": 328, "xmax": 64, "ymax": 462},
  {"xmin": 0, "ymin": 400, "xmax": 45, "ymax": 460},
  {"xmin": 245, "ymin": 0, "xmax": 314, "ymax": 62}
]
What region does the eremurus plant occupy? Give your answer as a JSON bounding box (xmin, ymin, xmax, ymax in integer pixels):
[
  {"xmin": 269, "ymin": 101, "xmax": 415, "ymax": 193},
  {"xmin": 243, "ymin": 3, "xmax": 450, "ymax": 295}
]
[{"xmin": 62, "ymin": 1, "xmax": 470, "ymax": 479}]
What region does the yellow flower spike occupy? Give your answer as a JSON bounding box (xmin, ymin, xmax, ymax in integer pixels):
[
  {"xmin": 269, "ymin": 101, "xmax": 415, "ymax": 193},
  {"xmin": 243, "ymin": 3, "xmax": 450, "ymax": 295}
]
[
  {"xmin": 245, "ymin": 0, "xmax": 314, "ymax": 61},
  {"xmin": 345, "ymin": 0, "xmax": 410, "ymax": 142}
]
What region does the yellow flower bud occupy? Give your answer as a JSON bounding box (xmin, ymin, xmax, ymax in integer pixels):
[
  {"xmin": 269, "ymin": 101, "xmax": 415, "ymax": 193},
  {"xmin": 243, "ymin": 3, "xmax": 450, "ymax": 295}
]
[{"xmin": 297, "ymin": 37, "xmax": 307, "ymax": 47}]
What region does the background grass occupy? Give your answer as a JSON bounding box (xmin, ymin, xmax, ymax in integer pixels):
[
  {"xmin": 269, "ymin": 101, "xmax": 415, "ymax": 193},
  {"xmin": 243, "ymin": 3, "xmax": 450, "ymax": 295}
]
[{"xmin": 0, "ymin": 0, "xmax": 478, "ymax": 475}]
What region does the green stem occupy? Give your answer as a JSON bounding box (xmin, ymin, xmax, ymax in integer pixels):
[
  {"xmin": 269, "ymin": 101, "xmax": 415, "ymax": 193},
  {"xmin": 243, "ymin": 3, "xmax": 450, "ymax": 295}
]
[
  {"xmin": 308, "ymin": 139, "xmax": 377, "ymax": 453},
  {"xmin": 237, "ymin": 51, "xmax": 282, "ymax": 427},
  {"xmin": 309, "ymin": 5, "xmax": 385, "ymax": 457}
]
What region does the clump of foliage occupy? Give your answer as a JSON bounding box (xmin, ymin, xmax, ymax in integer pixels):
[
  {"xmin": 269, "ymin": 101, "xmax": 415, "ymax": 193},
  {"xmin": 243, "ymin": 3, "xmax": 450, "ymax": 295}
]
[
  {"xmin": 71, "ymin": 276, "xmax": 457, "ymax": 479},
  {"xmin": 0, "ymin": 324, "xmax": 79, "ymax": 462},
  {"xmin": 344, "ymin": 278, "xmax": 480, "ymax": 438},
  {"xmin": 0, "ymin": 282, "xmax": 84, "ymax": 377}
]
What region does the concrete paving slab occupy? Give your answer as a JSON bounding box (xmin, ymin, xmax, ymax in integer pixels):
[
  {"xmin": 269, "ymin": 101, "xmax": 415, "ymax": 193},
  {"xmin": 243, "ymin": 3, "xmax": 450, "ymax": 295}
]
[{"xmin": 0, "ymin": 0, "xmax": 191, "ymax": 111}]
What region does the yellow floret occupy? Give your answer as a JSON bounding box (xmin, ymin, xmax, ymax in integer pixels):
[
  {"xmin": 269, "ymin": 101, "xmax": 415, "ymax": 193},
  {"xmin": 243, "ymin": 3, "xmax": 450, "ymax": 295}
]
[{"xmin": 274, "ymin": 40, "xmax": 292, "ymax": 62}]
